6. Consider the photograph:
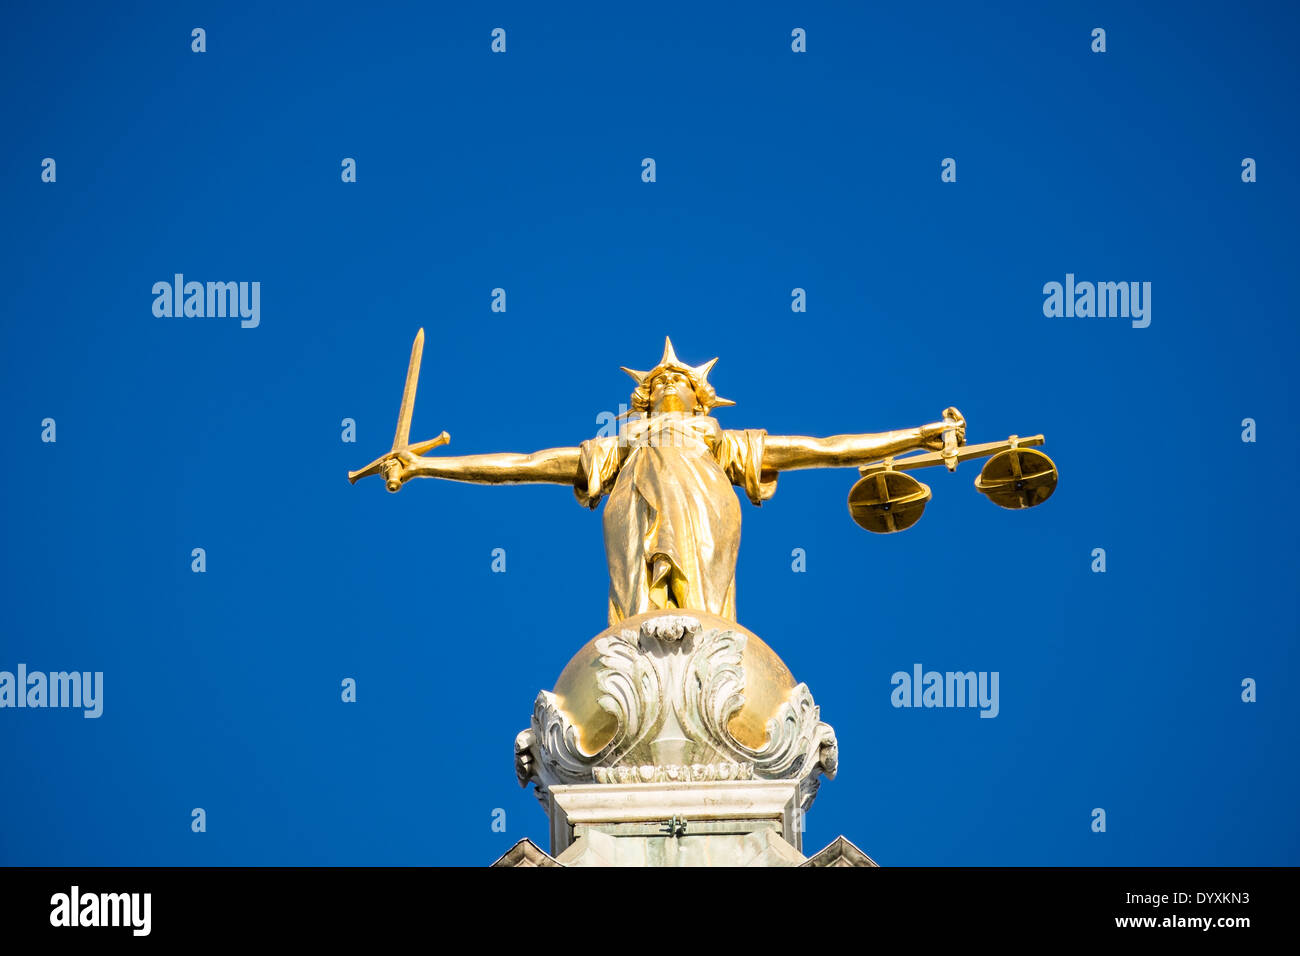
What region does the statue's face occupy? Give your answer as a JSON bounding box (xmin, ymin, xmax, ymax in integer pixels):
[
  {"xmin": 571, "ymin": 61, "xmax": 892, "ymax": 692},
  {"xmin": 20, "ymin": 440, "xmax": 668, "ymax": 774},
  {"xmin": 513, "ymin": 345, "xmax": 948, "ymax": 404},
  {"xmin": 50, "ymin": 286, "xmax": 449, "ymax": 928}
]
[{"xmin": 649, "ymin": 370, "xmax": 696, "ymax": 414}]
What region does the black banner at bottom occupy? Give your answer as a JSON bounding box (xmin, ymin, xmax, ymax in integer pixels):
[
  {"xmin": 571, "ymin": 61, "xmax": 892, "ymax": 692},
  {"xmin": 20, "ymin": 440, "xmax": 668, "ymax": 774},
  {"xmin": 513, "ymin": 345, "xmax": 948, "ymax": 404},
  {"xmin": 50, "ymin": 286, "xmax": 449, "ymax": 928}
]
[{"xmin": 0, "ymin": 866, "xmax": 1281, "ymax": 941}]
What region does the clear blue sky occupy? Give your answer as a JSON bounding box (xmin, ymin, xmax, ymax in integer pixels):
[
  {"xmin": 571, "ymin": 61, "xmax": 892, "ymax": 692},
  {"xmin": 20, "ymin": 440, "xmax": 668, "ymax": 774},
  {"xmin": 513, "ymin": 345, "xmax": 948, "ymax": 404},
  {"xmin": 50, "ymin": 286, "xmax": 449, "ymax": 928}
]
[{"xmin": 1, "ymin": 0, "xmax": 1296, "ymax": 865}]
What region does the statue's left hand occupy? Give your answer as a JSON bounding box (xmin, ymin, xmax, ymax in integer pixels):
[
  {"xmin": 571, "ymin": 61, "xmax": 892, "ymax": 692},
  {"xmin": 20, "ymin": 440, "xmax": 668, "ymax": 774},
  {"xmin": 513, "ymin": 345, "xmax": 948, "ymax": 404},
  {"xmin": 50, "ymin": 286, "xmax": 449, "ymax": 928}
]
[{"xmin": 921, "ymin": 407, "xmax": 966, "ymax": 451}]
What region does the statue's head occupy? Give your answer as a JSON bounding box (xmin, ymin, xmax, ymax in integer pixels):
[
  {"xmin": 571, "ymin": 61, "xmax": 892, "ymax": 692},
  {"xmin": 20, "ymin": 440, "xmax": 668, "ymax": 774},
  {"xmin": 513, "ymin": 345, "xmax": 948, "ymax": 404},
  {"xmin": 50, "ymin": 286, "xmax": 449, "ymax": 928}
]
[{"xmin": 622, "ymin": 337, "xmax": 735, "ymax": 417}]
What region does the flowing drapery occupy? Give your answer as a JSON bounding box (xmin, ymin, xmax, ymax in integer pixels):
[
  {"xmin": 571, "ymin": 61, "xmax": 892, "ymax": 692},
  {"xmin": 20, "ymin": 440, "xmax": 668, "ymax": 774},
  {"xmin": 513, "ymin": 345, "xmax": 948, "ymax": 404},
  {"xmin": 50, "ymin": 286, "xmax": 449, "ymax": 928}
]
[{"xmin": 574, "ymin": 413, "xmax": 777, "ymax": 625}]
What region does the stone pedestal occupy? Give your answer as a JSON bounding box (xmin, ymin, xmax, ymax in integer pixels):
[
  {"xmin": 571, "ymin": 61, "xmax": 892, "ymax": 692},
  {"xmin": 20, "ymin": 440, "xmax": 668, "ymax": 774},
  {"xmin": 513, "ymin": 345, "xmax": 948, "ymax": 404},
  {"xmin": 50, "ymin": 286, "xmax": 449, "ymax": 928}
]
[
  {"xmin": 504, "ymin": 610, "xmax": 874, "ymax": 867},
  {"xmin": 547, "ymin": 780, "xmax": 804, "ymax": 865}
]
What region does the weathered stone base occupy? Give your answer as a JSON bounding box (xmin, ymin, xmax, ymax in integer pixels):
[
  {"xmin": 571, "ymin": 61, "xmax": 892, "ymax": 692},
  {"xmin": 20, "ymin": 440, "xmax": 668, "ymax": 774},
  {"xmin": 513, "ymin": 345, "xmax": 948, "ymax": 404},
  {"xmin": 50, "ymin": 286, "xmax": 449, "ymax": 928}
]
[
  {"xmin": 489, "ymin": 779, "xmax": 876, "ymax": 867},
  {"xmin": 549, "ymin": 779, "xmax": 803, "ymax": 865}
]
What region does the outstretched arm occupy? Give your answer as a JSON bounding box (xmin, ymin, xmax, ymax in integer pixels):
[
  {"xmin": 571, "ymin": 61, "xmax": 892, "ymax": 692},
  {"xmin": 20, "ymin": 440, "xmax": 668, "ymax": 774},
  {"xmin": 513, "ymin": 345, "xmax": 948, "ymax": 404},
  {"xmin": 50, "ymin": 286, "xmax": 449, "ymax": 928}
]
[
  {"xmin": 389, "ymin": 446, "xmax": 581, "ymax": 488},
  {"xmin": 762, "ymin": 409, "xmax": 965, "ymax": 472}
]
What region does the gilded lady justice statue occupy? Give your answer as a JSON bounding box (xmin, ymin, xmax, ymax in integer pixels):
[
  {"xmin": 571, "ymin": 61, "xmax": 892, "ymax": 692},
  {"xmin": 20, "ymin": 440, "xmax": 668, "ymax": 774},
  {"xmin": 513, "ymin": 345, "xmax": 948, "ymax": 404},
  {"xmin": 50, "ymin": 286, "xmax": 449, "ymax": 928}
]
[
  {"xmin": 349, "ymin": 331, "xmax": 1057, "ymax": 866},
  {"xmin": 350, "ymin": 333, "xmax": 993, "ymax": 625}
]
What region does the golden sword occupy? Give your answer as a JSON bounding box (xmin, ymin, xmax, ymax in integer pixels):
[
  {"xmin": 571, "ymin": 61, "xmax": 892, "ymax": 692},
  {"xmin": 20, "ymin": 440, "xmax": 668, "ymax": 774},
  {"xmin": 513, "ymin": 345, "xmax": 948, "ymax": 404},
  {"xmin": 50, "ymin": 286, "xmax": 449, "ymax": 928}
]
[{"xmin": 347, "ymin": 327, "xmax": 450, "ymax": 491}]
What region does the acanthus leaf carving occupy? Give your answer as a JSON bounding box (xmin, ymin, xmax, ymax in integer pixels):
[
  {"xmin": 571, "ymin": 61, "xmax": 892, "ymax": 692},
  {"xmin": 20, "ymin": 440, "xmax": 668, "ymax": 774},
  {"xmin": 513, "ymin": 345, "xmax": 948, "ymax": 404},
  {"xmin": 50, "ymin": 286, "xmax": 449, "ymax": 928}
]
[{"xmin": 514, "ymin": 614, "xmax": 837, "ymax": 813}]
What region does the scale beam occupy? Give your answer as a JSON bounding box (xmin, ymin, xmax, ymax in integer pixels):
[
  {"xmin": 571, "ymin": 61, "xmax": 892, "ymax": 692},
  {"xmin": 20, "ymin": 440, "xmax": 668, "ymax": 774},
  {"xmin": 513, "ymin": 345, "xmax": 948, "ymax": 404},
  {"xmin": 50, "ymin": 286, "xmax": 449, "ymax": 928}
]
[{"xmin": 859, "ymin": 435, "xmax": 1045, "ymax": 476}]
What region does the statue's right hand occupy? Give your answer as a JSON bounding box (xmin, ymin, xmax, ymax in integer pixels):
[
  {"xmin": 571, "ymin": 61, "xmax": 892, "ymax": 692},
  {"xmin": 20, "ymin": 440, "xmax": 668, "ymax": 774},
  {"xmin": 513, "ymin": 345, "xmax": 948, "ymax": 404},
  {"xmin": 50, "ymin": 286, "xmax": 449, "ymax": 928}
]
[{"xmin": 381, "ymin": 450, "xmax": 420, "ymax": 493}]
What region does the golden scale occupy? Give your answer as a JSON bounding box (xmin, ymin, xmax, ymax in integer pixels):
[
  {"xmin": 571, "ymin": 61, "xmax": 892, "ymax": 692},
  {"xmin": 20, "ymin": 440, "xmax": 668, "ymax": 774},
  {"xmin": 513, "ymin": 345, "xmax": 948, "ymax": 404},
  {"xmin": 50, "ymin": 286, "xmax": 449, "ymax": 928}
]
[{"xmin": 847, "ymin": 408, "xmax": 1058, "ymax": 533}]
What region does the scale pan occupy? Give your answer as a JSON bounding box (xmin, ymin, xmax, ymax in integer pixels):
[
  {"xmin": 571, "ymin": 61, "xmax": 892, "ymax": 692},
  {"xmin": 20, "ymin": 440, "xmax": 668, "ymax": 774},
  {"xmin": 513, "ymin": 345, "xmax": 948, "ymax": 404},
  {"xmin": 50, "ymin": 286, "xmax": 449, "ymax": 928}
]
[
  {"xmin": 848, "ymin": 470, "xmax": 932, "ymax": 534},
  {"xmin": 975, "ymin": 447, "xmax": 1058, "ymax": 510}
]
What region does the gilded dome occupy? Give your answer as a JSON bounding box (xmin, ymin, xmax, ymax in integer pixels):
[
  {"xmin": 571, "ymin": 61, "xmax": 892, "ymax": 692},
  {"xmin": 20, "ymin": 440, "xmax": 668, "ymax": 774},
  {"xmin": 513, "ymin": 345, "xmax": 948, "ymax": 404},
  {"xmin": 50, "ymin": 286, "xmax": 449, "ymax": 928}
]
[{"xmin": 551, "ymin": 609, "xmax": 798, "ymax": 754}]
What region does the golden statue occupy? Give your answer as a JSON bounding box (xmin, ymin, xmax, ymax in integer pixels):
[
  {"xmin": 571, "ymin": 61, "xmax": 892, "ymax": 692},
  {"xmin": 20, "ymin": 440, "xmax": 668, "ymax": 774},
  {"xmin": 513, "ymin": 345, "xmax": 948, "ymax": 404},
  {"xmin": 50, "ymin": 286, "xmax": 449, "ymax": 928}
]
[{"xmin": 350, "ymin": 331, "xmax": 1056, "ymax": 626}]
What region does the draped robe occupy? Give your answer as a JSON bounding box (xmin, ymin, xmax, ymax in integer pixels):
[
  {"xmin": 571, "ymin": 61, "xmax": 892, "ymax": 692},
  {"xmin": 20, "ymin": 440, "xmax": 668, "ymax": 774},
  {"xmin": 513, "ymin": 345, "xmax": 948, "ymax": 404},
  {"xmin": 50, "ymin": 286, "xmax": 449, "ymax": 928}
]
[{"xmin": 573, "ymin": 412, "xmax": 778, "ymax": 626}]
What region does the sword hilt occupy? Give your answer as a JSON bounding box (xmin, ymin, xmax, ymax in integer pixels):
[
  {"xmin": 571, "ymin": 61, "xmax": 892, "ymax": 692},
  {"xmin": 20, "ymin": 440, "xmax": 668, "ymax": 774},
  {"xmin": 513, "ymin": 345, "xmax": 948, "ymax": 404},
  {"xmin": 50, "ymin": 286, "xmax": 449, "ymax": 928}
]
[
  {"xmin": 347, "ymin": 431, "xmax": 451, "ymax": 488},
  {"xmin": 382, "ymin": 459, "xmax": 403, "ymax": 493}
]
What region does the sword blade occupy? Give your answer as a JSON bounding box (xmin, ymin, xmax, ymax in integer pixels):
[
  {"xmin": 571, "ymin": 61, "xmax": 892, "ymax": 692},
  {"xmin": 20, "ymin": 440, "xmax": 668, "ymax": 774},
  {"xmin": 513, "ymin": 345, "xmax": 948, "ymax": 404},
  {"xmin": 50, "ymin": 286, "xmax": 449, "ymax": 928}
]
[{"xmin": 391, "ymin": 328, "xmax": 425, "ymax": 451}]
